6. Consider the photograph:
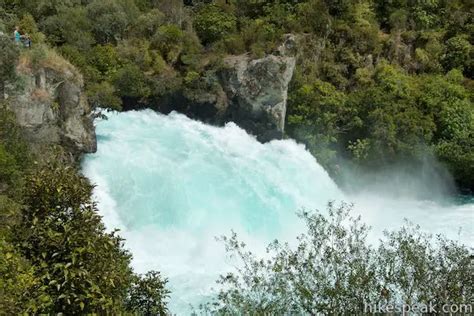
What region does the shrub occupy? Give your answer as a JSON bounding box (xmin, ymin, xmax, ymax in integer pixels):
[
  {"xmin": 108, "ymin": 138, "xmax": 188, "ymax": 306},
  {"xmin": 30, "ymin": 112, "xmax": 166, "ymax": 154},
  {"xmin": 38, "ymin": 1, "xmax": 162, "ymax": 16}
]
[
  {"xmin": 112, "ymin": 64, "xmax": 151, "ymax": 99},
  {"xmin": 87, "ymin": 81, "xmax": 122, "ymax": 111},
  {"xmin": 193, "ymin": 5, "xmax": 236, "ymax": 45},
  {"xmin": 126, "ymin": 271, "xmax": 170, "ymax": 315},
  {"xmin": 0, "ymin": 238, "xmax": 50, "ymax": 313},
  {"xmin": 0, "ymin": 33, "xmax": 19, "ymax": 98},
  {"xmin": 205, "ymin": 203, "xmax": 473, "ymax": 314},
  {"xmin": 13, "ymin": 162, "xmax": 134, "ymax": 314},
  {"xmin": 152, "ymin": 24, "xmax": 184, "ymax": 64},
  {"xmin": 442, "ymin": 35, "xmax": 472, "ymax": 73}
]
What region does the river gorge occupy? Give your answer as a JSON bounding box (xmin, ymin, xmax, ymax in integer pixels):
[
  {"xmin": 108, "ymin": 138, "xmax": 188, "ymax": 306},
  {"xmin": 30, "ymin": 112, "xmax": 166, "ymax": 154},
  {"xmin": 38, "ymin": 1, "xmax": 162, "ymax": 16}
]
[{"xmin": 82, "ymin": 110, "xmax": 473, "ymax": 314}]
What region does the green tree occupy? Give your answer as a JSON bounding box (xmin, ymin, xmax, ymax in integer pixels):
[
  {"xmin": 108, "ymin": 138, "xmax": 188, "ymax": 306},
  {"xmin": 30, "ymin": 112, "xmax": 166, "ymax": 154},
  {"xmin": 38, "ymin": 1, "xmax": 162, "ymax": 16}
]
[
  {"xmin": 205, "ymin": 203, "xmax": 473, "ymax": 314},
  {"xmin": 0, "ymin": 33, "xmax": 19, "ymax": 100},
  {"xmin": 13, "ymin": 161, "xmax": 134, "ymax": 314},
  {"xmin": 18, "ymin": 14, "xmax": 46, "ymax": 44},
  {"xmin": 87, "ymin": 81, "xmax": 122, "ymax": 110},
  {"xmin": 126, "ymin": 271, "xmax": 170, "ymax": 316},
  {"xmin": 377, "ymin": 222, "xmax": 472, "ymax": 307},
  {"xmin": 86, "ymin": 0, "xmax": 139, "ymax": 44},
  {"xmin": 193, "ymin": 5, "xmax": 237, "ymax": 45},
  {"xmin": 152, "ymin": 24, "xmax": 185, "ymax": 64},
  {"xmin": 442, "ymin": 35, "xmax": 472, "ymax": 74},
  {"xmin": 87, "ymin": 44, "xmax": 122, "ymax": 79},
  {"xmin": 0, "ymin": 238, "xmax": 51, "ymax": 313},
  {"xmin": 0, "ymin": 105, "xmax": 30, "ymax": 190},
  {"xmin": 112, "ymin": 63, "xmax": 151, "ymax": 99},
  {"xmin": 129, "ymin": 9, "xmax": 165, "ymax": 39},
  {"xmin": 42, "ymin": 6, "xmax": 94, "ymax": 50},
  {"xmin": 347, "ymin": 63, "xmax": 436, "ymax": 165},
  {"xmin": 287, "ymin": 79, "xmax": 353, "ymax": 170},
  {"xmin": 420, "ymin": 70, "xmax": 474, "ymax": 189}
]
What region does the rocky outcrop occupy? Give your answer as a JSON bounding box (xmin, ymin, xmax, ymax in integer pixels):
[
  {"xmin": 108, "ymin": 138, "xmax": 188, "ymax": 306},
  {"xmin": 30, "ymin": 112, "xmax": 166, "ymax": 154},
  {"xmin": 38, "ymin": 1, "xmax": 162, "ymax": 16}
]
[
  {"xmin": 218, "ymin": 35, "xmax": 296, "ymax": 141},
  {"xmin": 219, "ymin": 53, "xmax": 295, "ymax": 141},
  {"xmin": 6, "ymin": 52, "xmax": 96, "ymax": 156},
  {"xmin": 151, "ymin": 35, "xmax": 297, "ymax": 142},
  {"xmin": 214, "ymin": 36, "xmax": 296, "ymax": 141}
]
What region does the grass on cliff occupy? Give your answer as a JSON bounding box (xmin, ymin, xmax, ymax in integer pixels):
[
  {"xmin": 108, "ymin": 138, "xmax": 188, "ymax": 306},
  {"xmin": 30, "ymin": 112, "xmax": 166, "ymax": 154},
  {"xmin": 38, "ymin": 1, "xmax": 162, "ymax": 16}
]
[{"xmin": 17, "ymin": 44, "xmax": 82, "ymax": 85}]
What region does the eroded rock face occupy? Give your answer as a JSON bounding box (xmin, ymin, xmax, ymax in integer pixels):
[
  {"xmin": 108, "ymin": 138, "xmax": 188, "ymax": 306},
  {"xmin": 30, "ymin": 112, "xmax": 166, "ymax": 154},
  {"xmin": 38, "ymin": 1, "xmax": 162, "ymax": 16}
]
[
  {"xmin": 219, "ymin": 53, "xmax": 296, "ymax": 141},
  {"xmin": 7, "ymin": 65, "xmax": 96, "ymax": 156},
  {"xmin": 143, "ymin": 35, "xmax": 297, "ymax": 142}
]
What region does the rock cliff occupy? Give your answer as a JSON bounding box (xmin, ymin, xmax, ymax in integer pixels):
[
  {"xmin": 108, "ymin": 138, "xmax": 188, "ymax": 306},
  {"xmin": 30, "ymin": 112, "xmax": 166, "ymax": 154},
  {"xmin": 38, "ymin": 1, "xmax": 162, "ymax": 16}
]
[
  {"xmin": 153, "ymin": 35, "xmax": 297, "ymax": 142},
  {"xmin": 6, "ymin": 50, "xmax": 96, "ymax": 156},
  {"xmin": 219, "ymin": 52, "xmax": 295, "ymax": 141},
  {"xmin": 217, "ymin": 35, "xmax": 296, "ymax": 141}
]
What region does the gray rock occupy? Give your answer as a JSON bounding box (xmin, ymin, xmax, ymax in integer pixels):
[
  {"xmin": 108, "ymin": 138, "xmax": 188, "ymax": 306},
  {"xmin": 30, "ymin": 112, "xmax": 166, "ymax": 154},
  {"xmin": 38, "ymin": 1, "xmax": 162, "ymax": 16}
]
[
  {"xmin": 219, "ymin": 52, "xmax": 296, "ymax": 141},
  {"xmin": 154, "ymin": 36, "xmax": 297, "ymax": 142},
  {"xmin": 7, "ymin": 63, "xmax": 96, "ymax": 156}
]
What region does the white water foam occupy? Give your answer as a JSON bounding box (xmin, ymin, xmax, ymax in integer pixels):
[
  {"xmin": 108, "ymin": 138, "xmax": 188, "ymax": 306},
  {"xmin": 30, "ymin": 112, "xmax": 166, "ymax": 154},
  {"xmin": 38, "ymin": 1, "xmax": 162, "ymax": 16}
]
[{"xmin": 82, "ymin": 110, "xmax": 473, "ymax": 314}]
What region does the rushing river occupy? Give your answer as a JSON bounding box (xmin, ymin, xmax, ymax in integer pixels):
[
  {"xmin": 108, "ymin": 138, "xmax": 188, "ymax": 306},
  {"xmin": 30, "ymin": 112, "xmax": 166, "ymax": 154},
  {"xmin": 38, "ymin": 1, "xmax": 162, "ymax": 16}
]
[{"xmin": 82, "ymin": 110, "xmax": 473, "ymax": 314}]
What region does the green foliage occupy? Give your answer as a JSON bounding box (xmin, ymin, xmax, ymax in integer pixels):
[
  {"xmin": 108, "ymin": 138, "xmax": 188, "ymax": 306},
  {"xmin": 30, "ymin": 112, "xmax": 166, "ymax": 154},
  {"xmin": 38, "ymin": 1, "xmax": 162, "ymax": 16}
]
[
  {"xmin": 18, "ymin": 14, "xmax": 45, "ymax": 44},
  {"xmin": 42, "ymin": 6, "xmax": 94, "ymax": 50},
  {"xmin": 152, "ymin": 24, "xmax": 185, "ymax": 64},
  {"xmin": 205, "ymin": 203, "xmax": 473, "ymax": 314},
  {"xmin": 287, "ymin": 79, "xmax": 352, "ymax": 169},
  {"xmin": 58, "ymin": 44, "xmax": 102, "ymax": 83},
  {"xmin": 442, "ymin": 35, "xmax": 472, "ymax": 74},
  {"xmin": 118, "ymin": 39, "xmax": 155, "ymax": 71},
  {"xmin": 126, "ymin": 271, "xmax": 170, "ymax": 316},
  {"xmin": 0, "ymin": 33, "xmax": 19, "ymax": 96},
  {"xmin": 87, "ymin": 44, "xmax": 122, "ymax": 79},
  {"xmin": 87, "ymin": 81, "xmax": 123, "ymax": 110},
  {"xmin": 14, "ymin": 0, "xmax": 79, "ymax": 21},
  {"xmin": 12, "ymin": 161, "xmax": 134, "ymax": 314},
  {"xmin": 296, "ymin": 0, "xmax": 331, "ymax": 35},
  {"xmin": 129, "ymin": 9, "xmax": 165, "ymax": 39},
  {"xmin": 375, "ymin": 0, "xmax": 443, "ymax": 30},
  {"xmin": 113, "ymin": 63, "xmax": 151, "ymax": 99},
  {"xmin": 0, "ymin": 105, "xmax": 30, "ymax": 190},
  {"xmin": 193, "ymin": 5, "xmax": 237, "ymax": 45},
  {"xmin": 287, "ymin": 58, "xmax": 473, "ymax": 190},
  {"xmin": 377, "ymin": 222, "xmax": 472, "ymax": 306},
  {"xmin": 0, "ymin": 143, "xmax": 18, "ymax": 185},
  {"xmin": 420, "ymin": 70, "xmax": 474, "ymax": 189},
  {"xmin": 0, "ymin": 195, "xmax": 21, "ymax": 235},
  {"xmin": 0, "ymin": 238, "xmax": 50, "ymax": 314},
  {"xmin": 86, "ymin": 0, "xmax": 139, "ymax": 44},
  {"xmin": 348, "ymin": 63, "xmax": 436, "ymax": 163}
]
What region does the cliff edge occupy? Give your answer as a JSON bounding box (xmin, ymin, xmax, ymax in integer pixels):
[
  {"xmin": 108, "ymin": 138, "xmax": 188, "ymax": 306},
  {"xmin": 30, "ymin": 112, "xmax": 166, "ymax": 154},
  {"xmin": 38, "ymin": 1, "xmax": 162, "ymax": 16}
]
[{"xmin": 5, "ymin": 47, "xmax": 96, "ymax": 157}]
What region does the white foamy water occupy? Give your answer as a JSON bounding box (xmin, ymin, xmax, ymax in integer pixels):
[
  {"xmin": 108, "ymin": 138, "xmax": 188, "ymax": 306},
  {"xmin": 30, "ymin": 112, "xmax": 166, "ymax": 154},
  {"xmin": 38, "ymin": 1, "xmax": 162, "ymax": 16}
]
[{"xmin": 82, "ymin": 110, "xmax": 473, "ymax": 314}]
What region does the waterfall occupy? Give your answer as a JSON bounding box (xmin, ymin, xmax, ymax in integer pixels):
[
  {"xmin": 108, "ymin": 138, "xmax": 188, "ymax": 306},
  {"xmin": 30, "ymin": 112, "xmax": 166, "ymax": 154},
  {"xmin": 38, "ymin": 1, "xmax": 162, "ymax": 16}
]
[{"xmin": 82, "ymin": 110, "xmax": 473, "ymax": 314}]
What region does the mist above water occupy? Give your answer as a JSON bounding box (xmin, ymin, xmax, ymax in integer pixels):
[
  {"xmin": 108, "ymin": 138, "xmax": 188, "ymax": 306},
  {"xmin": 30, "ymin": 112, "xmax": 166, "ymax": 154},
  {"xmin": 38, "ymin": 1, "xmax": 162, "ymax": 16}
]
[{"xmin": 82, "ymin": 110, "xmax": 473, "ymax": 314}]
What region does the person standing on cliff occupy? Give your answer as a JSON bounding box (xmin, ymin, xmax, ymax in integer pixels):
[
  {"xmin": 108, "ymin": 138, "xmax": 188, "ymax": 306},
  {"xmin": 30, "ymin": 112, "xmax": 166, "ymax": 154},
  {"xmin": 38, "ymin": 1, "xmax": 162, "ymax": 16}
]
[{"xmin": 13, "ymin": 26, "xmax": 21, "ymax": 43}]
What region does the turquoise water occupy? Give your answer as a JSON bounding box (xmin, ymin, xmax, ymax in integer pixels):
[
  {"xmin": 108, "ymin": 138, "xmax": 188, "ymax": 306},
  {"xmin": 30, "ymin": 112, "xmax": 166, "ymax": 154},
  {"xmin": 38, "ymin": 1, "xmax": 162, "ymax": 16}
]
[{"xmin": 82, "ymin": 110, "xmax": 474, "ymax": 314}]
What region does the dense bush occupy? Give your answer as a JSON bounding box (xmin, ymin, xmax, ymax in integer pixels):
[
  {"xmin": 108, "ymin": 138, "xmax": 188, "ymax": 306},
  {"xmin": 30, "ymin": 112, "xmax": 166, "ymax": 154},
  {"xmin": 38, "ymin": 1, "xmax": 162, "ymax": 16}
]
[
  {"xmin": 12, "ymin": 162, "xmax": 134, "ymax": 313},
  {"xmin": 0, "ymin": 106, "xmax": 170, "ymax": 313},
  {"xmin": 193, "ymin": 5, "xmax": 237, "ymax": 45},
  {"xmin": 0, "ymin": 33, "xmax": 19, "ymax": 99},
  {"xmin": 126, "ymin": 271, "xmax": 170, "ymax": 315},
  {"xmin": 205, "ymin": 203, "xmax": 473, "ymax": 314},
  {"xmin": 0, "ymin": 155, "xmax": 171, "ymax": 313},
  {"xmin": 0, "ymin": 105, "xmax": 29, "ymax": 189}
]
